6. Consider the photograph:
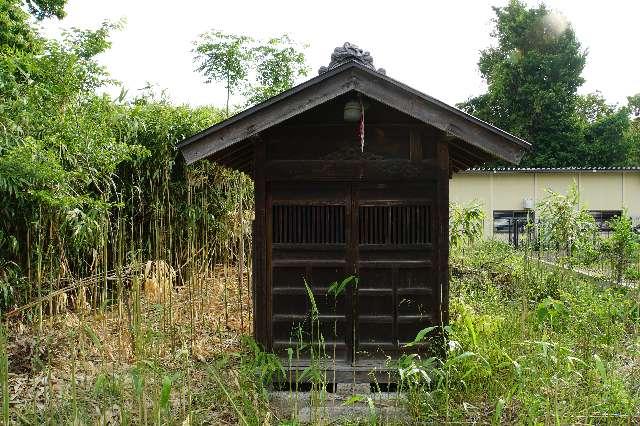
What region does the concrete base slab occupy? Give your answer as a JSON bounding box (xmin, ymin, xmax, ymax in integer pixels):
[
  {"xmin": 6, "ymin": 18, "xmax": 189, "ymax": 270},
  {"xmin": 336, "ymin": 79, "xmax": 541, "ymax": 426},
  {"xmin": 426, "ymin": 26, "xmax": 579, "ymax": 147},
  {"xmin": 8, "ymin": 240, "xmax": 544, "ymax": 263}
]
[{"xmin": 270, "ymin": 384, "xmax": 410, "ymax": 424}]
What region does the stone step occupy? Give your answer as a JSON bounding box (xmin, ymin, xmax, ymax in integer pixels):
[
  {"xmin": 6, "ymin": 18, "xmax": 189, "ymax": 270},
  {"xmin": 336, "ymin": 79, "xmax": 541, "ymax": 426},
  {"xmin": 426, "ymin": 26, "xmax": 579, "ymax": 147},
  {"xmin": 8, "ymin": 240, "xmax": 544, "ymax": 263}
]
[{"xmin": 270, "ymin": 388, "xmax": 409, "ymax": 424}]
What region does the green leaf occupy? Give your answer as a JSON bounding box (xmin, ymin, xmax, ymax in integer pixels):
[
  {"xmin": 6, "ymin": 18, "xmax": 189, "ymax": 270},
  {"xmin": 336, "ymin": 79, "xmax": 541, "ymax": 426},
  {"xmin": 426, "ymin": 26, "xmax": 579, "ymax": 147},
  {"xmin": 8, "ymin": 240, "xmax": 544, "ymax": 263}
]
[
  {"xmin": 404, "ymin": 326, "xmax": 438, "ymax": 347},
  {"xmin": 343, "ymin": 394, "xmax": 366, "ymax": 406},
  {"xmin": 159, "ymin": 374, "xmax": 172, "ymax": 411},
  {"xmin": 328, "ymin": 275, "xmax": 356, "ymax": 298},
  {"xmin": 593, "ymin": 354, "xmax": 607, "ymax": 382},
  {"xmin": 492, "ymin": 398, "xmax": 506, "ymax": 425},
  {"xmin": 83, "ymin": 324, "xmax": 102, "ymax": 350}
]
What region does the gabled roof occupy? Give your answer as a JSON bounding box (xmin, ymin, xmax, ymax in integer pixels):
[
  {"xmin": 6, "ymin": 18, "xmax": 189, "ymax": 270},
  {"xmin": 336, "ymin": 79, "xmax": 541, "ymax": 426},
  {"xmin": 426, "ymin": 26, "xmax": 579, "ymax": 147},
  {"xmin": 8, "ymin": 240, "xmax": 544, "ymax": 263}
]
[{"xmin": 178, "ymin": 60, "xmax": 531, "ymax": 170}]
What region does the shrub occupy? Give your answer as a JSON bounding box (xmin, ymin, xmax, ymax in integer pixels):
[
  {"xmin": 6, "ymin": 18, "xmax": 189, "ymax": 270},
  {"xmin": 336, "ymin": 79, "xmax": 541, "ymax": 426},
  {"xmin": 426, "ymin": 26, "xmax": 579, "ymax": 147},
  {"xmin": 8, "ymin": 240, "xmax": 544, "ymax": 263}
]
[
  {"xmin": 602, "ymin": 212, "xmax": 640, "ymax": 283},
  {"xmin": 536, "ymin": 183, "xmax": 598, "ymax": 259},
  {"xmin": 624, "ymin": 266, "xmax": 640, "ymax": 282},
  {"xmin": 450, "ymin": 201, "xmax": 485, "ymax": 249}
]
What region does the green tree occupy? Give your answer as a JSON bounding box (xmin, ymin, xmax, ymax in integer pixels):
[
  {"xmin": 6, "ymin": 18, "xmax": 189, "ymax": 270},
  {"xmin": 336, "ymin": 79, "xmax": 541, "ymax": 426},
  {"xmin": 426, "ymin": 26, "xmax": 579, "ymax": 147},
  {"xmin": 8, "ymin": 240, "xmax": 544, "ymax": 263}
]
[
  {"xmin": 574, "ymin": 93, "xmax": 630, "ymax": 166},
  {"xmin": 1, "ymin": 0, "xmax": 41, "ymax": 53},
  {"xmin": 460, "ymin": 0, "xmax": 586, "ymax": 167},
  {"xmin": 245, "ymin": 35, "xmax": 309, "ymax": 105},
  {"xmin": 625, "ymin": 94, "xmax": 640, "ymax": 165},
  {"xmin": 627, "ymin": 93, "xmax": 640, "ymax": 118},
  {"xmin": 193, "ymin": 31, "xmax": 309, "ymax": 112},
  {"xmin": 0, "ymin": 22, "xmax": 144, "ymax": 226},
  {"xmin": 0, "ymin": 0, "xmax": 67, "ymax": 53},
  {"xmin": 24, "ymin": 0, "xmax": 67, "ymax": 20},
  {"xmin": 193, "ymin": 31, "xmax": 254, "ymax": 116},
  {"xmin": 575, "ymin": 92, "xmax": 614, "ymax": 123},
  {"xmin": 0, "ymin": 18, "xmax": 147, "ymax": 307}
]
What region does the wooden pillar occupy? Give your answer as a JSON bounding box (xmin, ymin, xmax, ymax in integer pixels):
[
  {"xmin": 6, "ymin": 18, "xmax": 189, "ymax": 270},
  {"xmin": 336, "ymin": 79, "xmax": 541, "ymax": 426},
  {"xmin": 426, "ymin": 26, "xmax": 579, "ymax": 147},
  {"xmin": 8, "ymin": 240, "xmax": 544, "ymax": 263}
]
[
  {"xmin": 252, "ymin": 136, "xmax": 268, "ymax": 348},
  {"xmin": 436, "ymin": 138, "xmax": 450, "ymax": 328}
]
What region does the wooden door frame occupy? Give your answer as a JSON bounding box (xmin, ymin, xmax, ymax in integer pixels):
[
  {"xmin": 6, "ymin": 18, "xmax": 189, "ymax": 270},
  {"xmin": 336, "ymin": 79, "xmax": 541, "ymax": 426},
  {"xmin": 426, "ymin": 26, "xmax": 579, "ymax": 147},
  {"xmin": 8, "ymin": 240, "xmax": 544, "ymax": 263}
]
[{"xmin": 351, "ymin": 181, "xmax": 437, "ymax": 363}]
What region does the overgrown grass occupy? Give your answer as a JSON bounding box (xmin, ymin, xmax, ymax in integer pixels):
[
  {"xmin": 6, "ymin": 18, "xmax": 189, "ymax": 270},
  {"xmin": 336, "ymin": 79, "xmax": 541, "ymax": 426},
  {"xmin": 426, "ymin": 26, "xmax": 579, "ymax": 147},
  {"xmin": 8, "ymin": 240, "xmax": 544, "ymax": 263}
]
[
  {"xmin": 406, "ymin": 240, "xmax": 640, "ymax": 423},
  {"xmin": 3, "ymin": 240, "xmax": 640, "ymax": 424}
]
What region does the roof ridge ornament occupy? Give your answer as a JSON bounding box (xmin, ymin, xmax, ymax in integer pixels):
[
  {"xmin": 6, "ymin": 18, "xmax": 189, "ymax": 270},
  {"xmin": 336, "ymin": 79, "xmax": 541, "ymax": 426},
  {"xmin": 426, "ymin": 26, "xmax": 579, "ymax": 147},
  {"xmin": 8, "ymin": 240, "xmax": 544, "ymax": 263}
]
[{"xmin": 318, "ymin": 42, "xmax": 386, "ymax": 75}]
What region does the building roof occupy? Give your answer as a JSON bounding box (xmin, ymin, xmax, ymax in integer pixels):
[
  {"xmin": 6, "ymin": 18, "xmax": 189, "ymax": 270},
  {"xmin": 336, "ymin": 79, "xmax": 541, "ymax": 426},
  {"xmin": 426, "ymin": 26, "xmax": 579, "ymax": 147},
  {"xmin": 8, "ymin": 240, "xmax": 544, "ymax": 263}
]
[
  {"xmin": 178, "ymin": 54, "xmax": 531, "ymax": 174},
  {"xmin": 462, "ymin": 166, "xmax": 640, "ymax": 174}
]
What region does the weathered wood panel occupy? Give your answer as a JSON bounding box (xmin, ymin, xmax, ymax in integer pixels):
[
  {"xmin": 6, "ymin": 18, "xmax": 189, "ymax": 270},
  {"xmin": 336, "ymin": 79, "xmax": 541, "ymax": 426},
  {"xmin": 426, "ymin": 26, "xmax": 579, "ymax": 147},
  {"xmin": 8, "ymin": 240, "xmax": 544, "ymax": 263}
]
[{"xmin": 265, "ymin": 160, "xmax": 439, "ymax": 182}]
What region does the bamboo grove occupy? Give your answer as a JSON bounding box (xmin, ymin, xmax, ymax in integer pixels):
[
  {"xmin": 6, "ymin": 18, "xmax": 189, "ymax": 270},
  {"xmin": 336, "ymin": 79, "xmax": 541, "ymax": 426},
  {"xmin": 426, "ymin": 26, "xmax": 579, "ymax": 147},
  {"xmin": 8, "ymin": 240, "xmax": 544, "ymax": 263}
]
[{"xmin": 0, "ymin": 8, "xmax": 255, "ymax": 335}]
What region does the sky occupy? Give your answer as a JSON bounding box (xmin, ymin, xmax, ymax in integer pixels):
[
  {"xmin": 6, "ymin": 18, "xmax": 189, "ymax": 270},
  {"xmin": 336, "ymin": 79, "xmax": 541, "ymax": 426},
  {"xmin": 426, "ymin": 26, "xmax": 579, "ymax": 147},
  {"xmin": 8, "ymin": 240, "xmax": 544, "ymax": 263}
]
[{"xmin": 40, "ymin": 0, "xmax": 640, "ymax": 109}]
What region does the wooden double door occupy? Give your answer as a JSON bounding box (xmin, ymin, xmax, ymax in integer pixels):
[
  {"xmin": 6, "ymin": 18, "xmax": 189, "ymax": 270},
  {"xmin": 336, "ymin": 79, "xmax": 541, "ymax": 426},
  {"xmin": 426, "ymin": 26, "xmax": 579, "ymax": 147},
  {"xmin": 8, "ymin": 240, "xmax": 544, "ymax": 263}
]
[{"xmin": 268, "ymin": 181, "xmax": 439, "ymax": 365}]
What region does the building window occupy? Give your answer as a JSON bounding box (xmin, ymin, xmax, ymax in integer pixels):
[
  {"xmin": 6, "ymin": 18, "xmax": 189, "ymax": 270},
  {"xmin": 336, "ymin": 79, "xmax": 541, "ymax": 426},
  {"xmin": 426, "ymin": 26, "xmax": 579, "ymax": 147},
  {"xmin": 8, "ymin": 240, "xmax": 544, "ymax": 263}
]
[
  {"xmin": 588, "ymin": 210, "xmax": 622, "ymax": 232},
  {"xmin": 493, "ymin": 211, "xmax": 534, "ymax": 234}
]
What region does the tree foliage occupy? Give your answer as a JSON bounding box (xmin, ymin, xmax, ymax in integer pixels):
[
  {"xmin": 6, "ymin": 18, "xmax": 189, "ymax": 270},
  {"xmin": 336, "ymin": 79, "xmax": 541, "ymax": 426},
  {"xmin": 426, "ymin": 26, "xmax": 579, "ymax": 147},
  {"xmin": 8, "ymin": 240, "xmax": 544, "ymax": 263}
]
[
  {"xmin": 1, "ymin": 0, "xmax": 42, "ymax": 53},
  {"xmin": 1, "ymin": 21, "xmax": 142, "ymax": 214},
  {"xmin": 25, "ymin": 0, "xmax": 67, "ymax": 20},
  {"xmin": 244, "ymin": 35, "xmax": 309, "ymax": 105},
  {"xmin": 460, "ymin": 0, "xmax": 585, "ymax": 167},
  {"xmin": 625, "ymin": 94, "xmax": 640, "ymax": 166},
  {"xmin": 461, "ymin": 0, "xmax": 635, "ymax": 167},
  {"xmin": 574, "ymin": 92, "xmax": 630, "ymax": 166},
  {"xmin": 193, "ymin": 31, "xmax": 254, "ymax": 115},
  {"xmin": 193, "ymin": 30, "xmax": 308, "ymax": 114}
]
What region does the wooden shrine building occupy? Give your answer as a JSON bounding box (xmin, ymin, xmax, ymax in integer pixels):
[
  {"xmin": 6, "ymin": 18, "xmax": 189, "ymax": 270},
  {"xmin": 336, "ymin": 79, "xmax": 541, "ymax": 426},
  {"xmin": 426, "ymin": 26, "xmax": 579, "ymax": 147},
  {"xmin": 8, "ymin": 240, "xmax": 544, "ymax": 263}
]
[{"xmin": 179, "ymin": 43, "xmax": 530, "ymax": 382}]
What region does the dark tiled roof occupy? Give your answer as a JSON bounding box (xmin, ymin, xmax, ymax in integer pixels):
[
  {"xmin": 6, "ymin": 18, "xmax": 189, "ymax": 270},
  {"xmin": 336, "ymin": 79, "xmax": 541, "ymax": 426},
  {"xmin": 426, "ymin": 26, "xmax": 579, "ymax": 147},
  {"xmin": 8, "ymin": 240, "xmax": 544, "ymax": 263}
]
[{"xmin": 462, "ymin": 167, "xmax": 640, "ymax": 174}]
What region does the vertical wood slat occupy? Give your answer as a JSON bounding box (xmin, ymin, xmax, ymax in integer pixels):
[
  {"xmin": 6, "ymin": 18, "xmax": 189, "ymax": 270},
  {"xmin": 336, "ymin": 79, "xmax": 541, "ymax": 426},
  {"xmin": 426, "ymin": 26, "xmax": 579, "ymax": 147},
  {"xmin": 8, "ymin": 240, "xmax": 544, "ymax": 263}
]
[
  {"xmin": 387, "ymin": 205, "xmax": 392, "ymax": 245},
  {"xmin": 428, "ymin": 206, "xmax": 432, "ymax": 243},
  {"xmin": 404, "ymin": 205, "xmax": 409, "ymax": 244},
  {"xmin": 332, "ymin": 205, "xmax": 337, "ymax": 243},
  {"xmin": 271, "ymin": 204, "xmax": 346, "ymax": 244},
  {"xmin": 357, "ymin": 204, "xmax": 430, "ymax": 245},
  {"xmin": 302, "ymin": 206, "xmax": 307, "ymax": 243},
  {"xmin": 413, "ymin": 206, "xmax": 416, "ymax": 243},
  {"xmin": 324, "ymin": 205, "xmax": 329, "ymax": 243}
]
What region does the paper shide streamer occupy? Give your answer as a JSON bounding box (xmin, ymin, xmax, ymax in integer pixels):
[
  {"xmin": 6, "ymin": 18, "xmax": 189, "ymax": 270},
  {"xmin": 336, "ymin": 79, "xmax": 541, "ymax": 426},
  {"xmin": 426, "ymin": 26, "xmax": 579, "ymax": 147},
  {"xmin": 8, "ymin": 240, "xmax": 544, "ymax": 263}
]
[{"xmin": 358, "ymin": 97, "xmax": 365, "ymax": 152}]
